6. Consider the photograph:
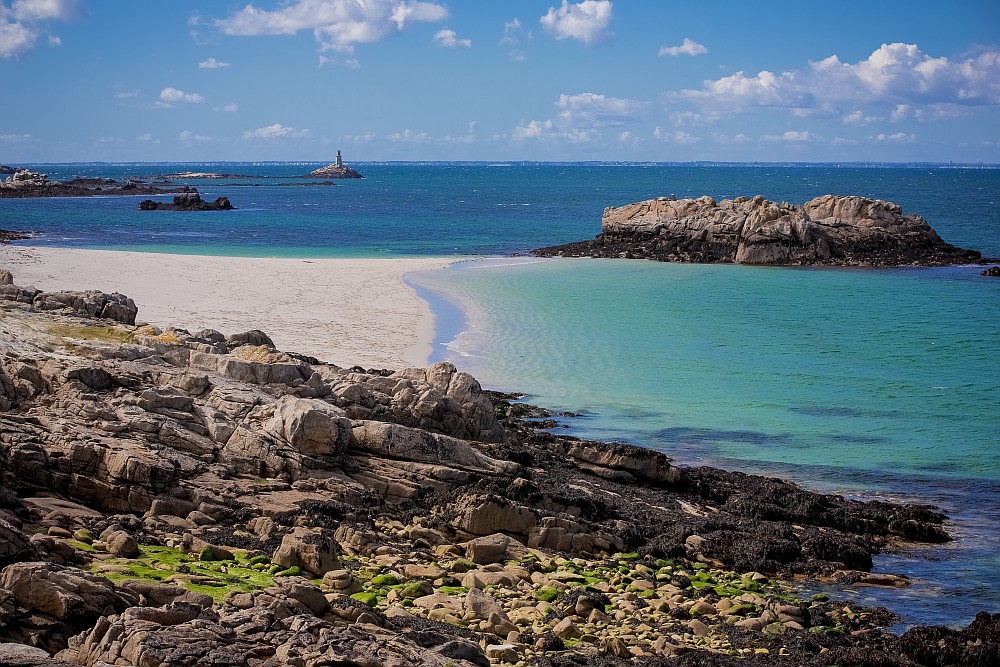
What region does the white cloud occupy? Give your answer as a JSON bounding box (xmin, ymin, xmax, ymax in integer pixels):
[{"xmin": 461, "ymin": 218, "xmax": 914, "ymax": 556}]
[
  {"xmin": 442, "ymin": 121, "xmax": 477, "ymax": 144},
  {"xmin": 0, "ymin": 132, "xmax": 33, "ymax": 142},
  {"xmin": 513, "ymin": 119, "xmax": 598, "ymax": 144},
  {"xmin": 557, "ymin": 92, "xmax": 646, "ymax": 126},
  {"xmin": 653, "ymin": 127, "xmax": 699, "ymax": 144},
  {"xmin": 871, "ymin": 132, "xmax": 916, "ymax": 143},
  {"xmin": 433, "ymin": 27, "xmax": 470, "ymax": 48},
  {"xmin": 891, "ymin": 104, "xmax": 910, "ymax": 122},
  {"xmin": 343, "ymin": 132, "xmax": 376, "ymax": 143},
  {"xmin": 115, "ymin": 88, "xmax": 139, "ymax": 100},
  {"xmin": 179, "ymin": 130, "xmax": 213, "ymax": 143},
  {"xmin": 501, "ymin": 17, "xmax": 527, "ymax": 61},
  {"xmin": 675, "ymin": 43, "xmax": 1000, "ymax": 115},
  {"xmin": 540, "ymin": 0, "xmax": 612, "ymax": 46},
  {"xmin": 11, "ymin": 0, "xmax": 82, "ymax": 22},
  {"xmin": 514, "ymin": 90, "xmax": 642, "ymax": 145},
  {"xmin": 242, "ymin": 123, "xmax": 311, "ymax": 140},
  {"xmin": 711, "ymin": 132, "xmax": 750, "ymax": 145},
  {"xmin": 761, "ymin": 130, "xmax": 817, "ymax": 142},
  {"xmin": 1, "ymin": 0, "xmax": 80, "ymax": 57},
  {"xmin": 658, "ymin": 37, "xmax": 706, "ymax": 58},
  {"xmin": 0, "ymin": 17, "xmax": 37, "ymax": 57},
  {"xmin": 842, "ymin": 110, "xmax": 881, "ymax": 126},
  {"xmin": 137, "ymin": 133, "xmax": 156, "ymax": 142},
  {"xmin": 216, "ymin": 0, "xmax": 448, "ymax": 55},
  {"xmin": 199, "ymin": 57, "xmax": 230, "ymax": 69},
  {"xmin": 159, "ymin": 87, "xmax": 206, "ymax": 104},
  {"xmin": 222, "ymin": 103, "xmax": 238, "ymax": 112},
  {"xmin": 387, "ymin": 128, "xmax": 430, "ymax": 143}
]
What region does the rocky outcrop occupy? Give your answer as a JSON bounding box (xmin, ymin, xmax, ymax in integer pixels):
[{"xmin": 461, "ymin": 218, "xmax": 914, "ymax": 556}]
[
  {"xmin": 138, "ymin": 191, "xmax": 234, "ymax": 211},
  {"xmin": 0, "ymin": 164, "xmax": 16, "ymax": 175},
  {"xmin": 535, "ymin": 194, "xmax": 984, "ymax": 267},
  {"xmin": 306, "ymin": 163, "xmax": 363, "ymax": 179},
  {"xmin": 0, "ymin": 169, "xmax": 188, "ymax": 199},
  {"xmin": 0, "ymin": 273, "xmax": 136, "ymax": 325}
]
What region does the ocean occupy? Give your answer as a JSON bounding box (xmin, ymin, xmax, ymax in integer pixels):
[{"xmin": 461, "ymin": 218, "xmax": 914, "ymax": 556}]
[{"xmin": 3, "ymin": 161, "xmax": 998, "ymax": 629}]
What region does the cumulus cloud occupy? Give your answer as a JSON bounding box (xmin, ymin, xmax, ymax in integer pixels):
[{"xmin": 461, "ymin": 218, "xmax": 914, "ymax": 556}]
[
  {"xmin": 433, "ymin": 27, "xmax": 470, "ymax": 48},
  {"xmin": 387, "ymin": 128, "xmax": 430, "ymax": 143},
  {"xmin": 515, "ymin": 91, "xmax": 644, "ymax": 145},
  {"xmin": 512, "ymin": 119, "xmax": 599, "ymax": 144},
  {"xmin": 199, "ymin": 57, "xmax": 230, "ymax": 69},
  {"xmin": 871, "ymin": 132, "xmax": 915, "ymax": 143},
  {"xmin": 242, "ymin": 123, "xmax": 311, "ymax": 140},
  {"xmin": 557, "ymin": 92, "xmax": 646, "ymax": 126},
  {"xmin": 442, "ymin": 121, "xmax": 477, "ymax": 144},
  {"xmin": 500, "ymin": 17, "xmax": 527, "ymax": 61},
  {"xmin": 653, "ymin": 127, "xmax": 699, "ymax": 144},
  {"xmin": 540, "ymin": 0, "xmax": 612, "ymax": 46},
  {"xmin": 761, "ymin": 130, "xmax": 817, "ymax": 142},
  {"xmin": 159, "ymin": 87, "xmax": 206, "ymax": 104},
  {"xmin": 11, "ymin": 0, "xmax": 82, "ymax": 21},
  {"xmin": 659, "ymin": 38, "xmax": 706, "ymax": 58},
  {"xmin": 179, "ymin": 130, "xmax": 213, "ymax": 143},
  {"xmin": 1, "ymin": 0, "xmax": 80, "ymax": 58},
  {"xmin": 216, "ymin": 0, "xmax": 448, "ymax": 55},
  {"xmin": 0, "ymin": 132, "xmax": 33, "ymax": 142},
  {"xmin": 842, "ymin": 110, "xmax": 881, "ymax": 126},
  {"xmin": 675, "ymin": 43, "xmax": 1000, "ymax": 114}
]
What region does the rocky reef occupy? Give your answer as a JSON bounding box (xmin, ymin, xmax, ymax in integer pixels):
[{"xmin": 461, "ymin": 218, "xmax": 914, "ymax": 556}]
[
  {"xmin": 306, "ymin": 159, "xmax": 363, "ymax": 180},
  {"xmin": 534, "ymin": 194, "xmax": 984, "ymax": 267},
  {"xmin": 138, "ymin": 191, "xmax": 235, "ymax": 211},
  {"xmin": 0, "ymin": 269, "xmax": 996, "ymax": 666},
  {"xmin": 0, "ymin": 169, "xmax": 189, "ymax": 199}
]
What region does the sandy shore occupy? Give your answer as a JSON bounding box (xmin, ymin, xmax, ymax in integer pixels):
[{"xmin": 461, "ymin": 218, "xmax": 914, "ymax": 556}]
[{"xmin": 0, "ymin": 245, "xmax": 453, "ymax": 369}]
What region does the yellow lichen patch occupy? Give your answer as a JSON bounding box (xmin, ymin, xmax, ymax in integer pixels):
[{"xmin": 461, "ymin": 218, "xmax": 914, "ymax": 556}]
[
  {"xmin": 231, "ymin": 345, "xmax": 291, "ymax": 364},
  {"xmin": 47, "ymin": 322, "xmax": 133, "ymax": 344}
]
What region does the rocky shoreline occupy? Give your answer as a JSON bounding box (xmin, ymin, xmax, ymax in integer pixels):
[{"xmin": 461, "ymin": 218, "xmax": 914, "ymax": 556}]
[
  {"xmin": 0, "ymin": 268, "xmax": 997, "ymax": 666},
  {"xmin": 0, "ymin": 169, "xmax": 190, "ymax": 199},
  {"xmin": 534, "ymin": 194, "xmax": 988, "ymax": 267}
]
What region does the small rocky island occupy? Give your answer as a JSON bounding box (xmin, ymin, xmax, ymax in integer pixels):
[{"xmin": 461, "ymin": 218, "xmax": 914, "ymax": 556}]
[
  {"xmin": 0, "ymin": 169, "xmax": 188, "ymax": 199},
  {"xmin": 138, "ymin": 191, "xmax": 235, "ymax": 211},
  {"xmin": 0, "ymin": 267, "xmax": 996, "ymax": 666},
  {"xmin": 534, "ymin": 194, "xmax": 984, "ymax": 267},
  {"xmin": 306, "ymin": 150, "xmax": 363, "ymax": 179}
]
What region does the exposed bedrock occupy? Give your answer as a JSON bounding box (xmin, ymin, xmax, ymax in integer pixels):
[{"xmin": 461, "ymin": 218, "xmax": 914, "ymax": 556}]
[{"xmin": 534, "ymin": 194, "xmax": 985, "ymax": 267}]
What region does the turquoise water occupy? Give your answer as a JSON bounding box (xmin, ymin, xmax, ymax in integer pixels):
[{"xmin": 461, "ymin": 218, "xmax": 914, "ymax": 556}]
[
  {"xmin": 4, "ymin": 162, "xmax": 999, "ymax": 628},
  {"xmin": 410, "ymin": 258, "xmax": 1000, "ymax": 629}
]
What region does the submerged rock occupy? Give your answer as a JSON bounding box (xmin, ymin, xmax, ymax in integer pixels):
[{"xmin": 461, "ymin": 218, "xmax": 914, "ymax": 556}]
[{"xmin": 535, "ymin": 194, "xmax": 984, "ymax": 267}]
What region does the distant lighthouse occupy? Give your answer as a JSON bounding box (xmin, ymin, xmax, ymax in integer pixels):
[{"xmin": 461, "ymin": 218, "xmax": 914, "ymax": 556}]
[{"xmin": 335, "ymin": 150, "xmax": 343, "ymax": 167}]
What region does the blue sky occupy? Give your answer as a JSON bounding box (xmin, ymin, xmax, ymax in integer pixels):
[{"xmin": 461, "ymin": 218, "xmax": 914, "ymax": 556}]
[{"xmin": 2, "ymin": 0, "xmax": 998, "ymax": 163}]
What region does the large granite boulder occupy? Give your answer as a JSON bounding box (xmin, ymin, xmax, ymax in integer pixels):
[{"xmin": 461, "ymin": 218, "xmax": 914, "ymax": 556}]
[{"xmin": 535, "ymin": 194, "xmax": 983, "ymax": 267}]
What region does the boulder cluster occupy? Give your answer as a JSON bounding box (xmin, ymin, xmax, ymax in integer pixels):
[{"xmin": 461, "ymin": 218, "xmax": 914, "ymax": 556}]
[
  {"xmin": 138, "ymin": 191, "xmax": 235, "ymax": 211},
  {"xmin": 534, "ymin": 194, "xmax": 985, "ymax": 267},
  {"xmin": 0, "ymin": 269, "xmax": 996, "ymax": 666}
]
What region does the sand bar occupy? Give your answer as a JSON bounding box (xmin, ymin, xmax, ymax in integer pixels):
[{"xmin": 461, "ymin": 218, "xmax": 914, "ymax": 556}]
[{"xmin": 0, "ymin": 245, "xmax": 453, "ymax": 369}]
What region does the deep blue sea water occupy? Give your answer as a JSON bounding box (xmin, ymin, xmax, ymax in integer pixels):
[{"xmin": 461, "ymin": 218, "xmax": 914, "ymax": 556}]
[{"xmin": 3, "ymin": 162, "xmax": 998, "ymax": 629}]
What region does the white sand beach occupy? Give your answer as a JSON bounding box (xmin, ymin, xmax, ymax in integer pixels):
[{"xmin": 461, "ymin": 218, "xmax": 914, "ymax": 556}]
[{"xmin": 0, "ymin": 246, "xmax": 452, "ymax": 370}]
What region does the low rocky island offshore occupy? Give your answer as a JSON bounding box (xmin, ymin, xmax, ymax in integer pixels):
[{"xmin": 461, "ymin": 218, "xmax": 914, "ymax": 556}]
[
  {"xmin": 0, "ymin": 169, "xmax": 189, "ymax": 199},
  {"xmin": 534, "ymin": 194, "xmax": 986, "ymax": 267},
  {"xmin": 306, "ymin": 150, "xmax": 363, "ymax": 179},
  {"xmin": 0, "ymin": 265, "xmax": 996, "ymax": 666},
  {"xmin": 138, "ymin": 191, "xmax": 235, "ymax": 211}
]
